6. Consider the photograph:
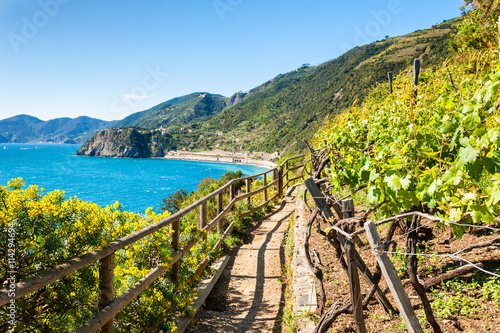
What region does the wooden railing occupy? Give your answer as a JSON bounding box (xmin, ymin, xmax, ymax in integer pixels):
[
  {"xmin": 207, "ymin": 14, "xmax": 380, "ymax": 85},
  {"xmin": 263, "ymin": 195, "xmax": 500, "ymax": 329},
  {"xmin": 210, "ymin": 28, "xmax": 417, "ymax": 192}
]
[{"xmin": 0, "ymin": 155, "xmax": 308, "ymax": 332}]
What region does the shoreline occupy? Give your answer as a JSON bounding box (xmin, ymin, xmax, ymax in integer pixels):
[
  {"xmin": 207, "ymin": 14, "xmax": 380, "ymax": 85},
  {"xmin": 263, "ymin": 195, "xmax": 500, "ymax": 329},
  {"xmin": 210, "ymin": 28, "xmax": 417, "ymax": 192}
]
[{"xmin": 161, "ymin": 153, "xmax": 277, "ymax": 169}]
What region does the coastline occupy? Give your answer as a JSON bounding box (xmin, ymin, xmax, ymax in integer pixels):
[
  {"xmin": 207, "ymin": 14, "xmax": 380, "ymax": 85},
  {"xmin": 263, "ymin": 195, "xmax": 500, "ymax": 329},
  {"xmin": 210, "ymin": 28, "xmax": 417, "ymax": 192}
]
[{"xmin": 162, "ymin": 152, "xmax": 277, "ymax": 169}]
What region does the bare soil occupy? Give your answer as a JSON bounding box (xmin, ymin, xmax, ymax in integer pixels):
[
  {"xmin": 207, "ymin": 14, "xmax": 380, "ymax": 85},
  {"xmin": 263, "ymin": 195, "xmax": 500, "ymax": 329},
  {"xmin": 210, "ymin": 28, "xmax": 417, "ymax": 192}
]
[
  {"xmin": 185, "ymin": 186, "xmax": 298, "ymax": 333},
  {"xmin": 308, "ymin": 208, "xmax": 500, "ymax": 333}
]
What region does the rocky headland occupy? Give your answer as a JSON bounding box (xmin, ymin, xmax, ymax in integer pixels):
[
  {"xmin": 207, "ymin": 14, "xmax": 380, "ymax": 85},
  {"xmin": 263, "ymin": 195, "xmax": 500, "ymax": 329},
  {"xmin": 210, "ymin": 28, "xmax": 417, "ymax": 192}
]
[{"xmin": 76, "ymin": 127, "xmax": 176, "ymax": 158}]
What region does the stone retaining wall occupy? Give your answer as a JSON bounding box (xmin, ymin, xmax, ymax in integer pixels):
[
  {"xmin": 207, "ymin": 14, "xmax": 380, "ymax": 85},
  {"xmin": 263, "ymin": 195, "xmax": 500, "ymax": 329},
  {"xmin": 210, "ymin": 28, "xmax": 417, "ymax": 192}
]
[{"xmin": 292, "ymin": 186, "xmax": 317, "ymax": 332}]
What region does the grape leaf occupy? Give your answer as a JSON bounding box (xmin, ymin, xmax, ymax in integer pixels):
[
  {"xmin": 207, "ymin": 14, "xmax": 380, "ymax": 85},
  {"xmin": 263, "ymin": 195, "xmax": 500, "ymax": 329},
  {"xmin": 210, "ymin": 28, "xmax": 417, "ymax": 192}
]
[{"xmin": 470, "ymin": 204, "xmax": 494, "ymax": 224}]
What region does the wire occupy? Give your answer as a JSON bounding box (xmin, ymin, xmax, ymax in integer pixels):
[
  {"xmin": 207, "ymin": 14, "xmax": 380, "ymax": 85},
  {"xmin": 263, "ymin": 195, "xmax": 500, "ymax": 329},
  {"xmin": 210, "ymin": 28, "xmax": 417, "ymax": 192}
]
[
  {"xmin": 383, "ymin": 251, "xmax": 500, "ymax": 278},
  {"xmin": 452, "ymin": 235, "xmax": 500, "ymax": 257},
  {"xmin": 384, "ymin": 251, "xmax": 449, "ymax": 258},
  {"xmin": 445, "ymin": 220, "xmax": 500, "ymax": 232},
  {"xmin": 390, "ymin": 219, "xmax": 436, "ymax": 243},
  {"xmin": 454, "ymin": 256, "xmax": 500, "ymax": 279},
  {"xmin": 383, "ymin": 234, "xmax": 500, "ymax": 279}
]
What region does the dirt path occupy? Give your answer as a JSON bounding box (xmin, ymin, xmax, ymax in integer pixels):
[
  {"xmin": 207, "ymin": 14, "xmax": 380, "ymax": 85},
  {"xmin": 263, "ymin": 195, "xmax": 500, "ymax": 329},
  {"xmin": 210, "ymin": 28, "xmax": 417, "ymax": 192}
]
[{"xmin": 185, "ymin": 186, "xmax": 298, "ymax": 333}]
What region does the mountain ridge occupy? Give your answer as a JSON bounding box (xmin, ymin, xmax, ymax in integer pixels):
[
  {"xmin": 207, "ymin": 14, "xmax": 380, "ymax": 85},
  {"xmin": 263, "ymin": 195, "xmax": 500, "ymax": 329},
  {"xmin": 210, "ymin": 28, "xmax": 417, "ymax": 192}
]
[
  {"xmin": 185, "ymin": 19, "xmax": 457, "ymax": 155},
  {"xmin": 0, "ymin": 114, "xmax": 117, "ymax": 144},
  {"xmin": 115, "ymin": 92, "xmax": 227, "ymax": 129}
]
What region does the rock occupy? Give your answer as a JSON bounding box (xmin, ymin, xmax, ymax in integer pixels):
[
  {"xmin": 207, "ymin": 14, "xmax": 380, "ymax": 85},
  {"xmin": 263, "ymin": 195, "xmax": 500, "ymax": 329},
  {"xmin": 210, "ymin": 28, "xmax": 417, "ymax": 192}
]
[{"xmin": 76, "ymin": 127, "xmax": 176, "ymax": 158}]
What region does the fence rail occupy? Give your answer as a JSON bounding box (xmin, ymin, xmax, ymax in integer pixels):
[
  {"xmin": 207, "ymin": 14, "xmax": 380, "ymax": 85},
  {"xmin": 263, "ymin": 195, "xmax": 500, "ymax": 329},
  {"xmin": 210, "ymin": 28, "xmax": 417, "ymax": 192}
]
[{"xmin": 0, "ymin": 155, "xmax": 308, "ymax": 332}]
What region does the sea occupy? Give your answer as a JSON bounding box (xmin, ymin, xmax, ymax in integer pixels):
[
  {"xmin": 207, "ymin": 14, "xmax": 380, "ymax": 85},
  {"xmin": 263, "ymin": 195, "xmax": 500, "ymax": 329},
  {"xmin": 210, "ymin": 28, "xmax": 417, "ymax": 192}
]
[{"xmin": 0, "ymin": 144, "xmax": 269, "ymax": 213}]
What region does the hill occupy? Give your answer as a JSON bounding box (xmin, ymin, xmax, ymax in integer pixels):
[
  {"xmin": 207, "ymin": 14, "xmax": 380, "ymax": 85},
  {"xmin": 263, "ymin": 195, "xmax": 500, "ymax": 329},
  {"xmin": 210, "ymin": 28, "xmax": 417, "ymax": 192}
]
[
  {"xmin": 115, "ymin": 93, "xmax": 226, "ymax": 128},
  {"xmin": 185, "ymin": 20, "xmax": 457, "ymax": 155},
  {"xmin": 79, "ymin": 20, "xmax": 457, "ymax": 157},
  {"xmin": 0, "ymin": 115, "xmax": 116, "ymax": 144},
  {"xmin": 76, "ymin": 127, "xmax": 177, "ymax": 157}
]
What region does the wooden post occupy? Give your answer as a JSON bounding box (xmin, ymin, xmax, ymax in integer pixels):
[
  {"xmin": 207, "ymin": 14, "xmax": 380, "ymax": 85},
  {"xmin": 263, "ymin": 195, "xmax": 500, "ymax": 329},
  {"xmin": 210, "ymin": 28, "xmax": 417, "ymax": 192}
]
[
  {"xmin": 273, "ymin": 169, "xmax": 277, "ymax": 195},
  {"xmin": 99, "ymin": 253, "xmax": 115, "ymax": 333},
  {"xmin": 171, "ymin": 219, "xmax": 179, "ymax": 282},
  {"xmin": 342, "ymin": 199, "xmax": 354, "ymax": 220},
  {"xmin": 285, "ymin": 160, "xmax": 289, "ymax": 185},
  {"xmin": 263, "ymin": 172, "xmax": 268, "ymax": 203},
  {"xmin": 246, "ymin": 178, "xmax": 251, "ymax": 207},
  {"xmin": 388, "ymin": 72, "xmax": 393, "ymax": 94},
  {"xmin": 230, "ymin": 182, "xmax": 235, "ymax": 211},
  {"xmin": 303, "ymin": 178, "xmax": 395, "ymax": 314},
  {"xmin": 413, "ymin": 59, "xmax": 420, "ymax": 100},
  {"xmin": 342, "ymin": 199, "xmax": 366, "ymax": 333},
  {"xmin": 365, "ymin": 221, "xmax": 424, "ymax": 333},
  {"xmin": 406, "ymin": 216, "xmax": 442, "ymax": 333},
  {"xmin": 217, "ymin": 192, "xmax": 224, "ymax": 233},
  {"xmin": 446, "ymin": 65, "xmax": 457, "ymax": 92},
  {"xmin": 278, "ymin": 166, "xmax": 283, "ymax": 198},
  {"xmin": 200, "ymin": 202, "xmax": 208, "ymax": 239}
]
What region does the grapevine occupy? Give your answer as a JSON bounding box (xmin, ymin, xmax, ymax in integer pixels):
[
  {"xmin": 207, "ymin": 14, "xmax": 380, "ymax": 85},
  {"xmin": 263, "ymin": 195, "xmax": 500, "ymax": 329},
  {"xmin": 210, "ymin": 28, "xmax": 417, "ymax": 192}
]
[{"xmin": 314, "ymin": 49, "xmax": 500, "ymax": 234}]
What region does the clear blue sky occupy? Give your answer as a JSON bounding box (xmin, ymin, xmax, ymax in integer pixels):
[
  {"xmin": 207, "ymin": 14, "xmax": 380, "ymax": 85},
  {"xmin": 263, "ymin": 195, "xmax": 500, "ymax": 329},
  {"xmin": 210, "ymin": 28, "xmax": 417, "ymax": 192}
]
[{"xmin": 0, "ymin": 0, "xmax": 463, "ymax": 121}]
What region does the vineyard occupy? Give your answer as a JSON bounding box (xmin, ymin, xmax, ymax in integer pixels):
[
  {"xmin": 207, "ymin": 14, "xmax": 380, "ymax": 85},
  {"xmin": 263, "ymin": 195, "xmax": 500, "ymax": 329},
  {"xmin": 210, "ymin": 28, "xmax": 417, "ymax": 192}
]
[
  {"xmin": 298, "ymin": 44, "xmax": 500, "ymax": 331},
  {"xmin": 2, "ymin": 2, "xmax": 500, "ymax": 332}
]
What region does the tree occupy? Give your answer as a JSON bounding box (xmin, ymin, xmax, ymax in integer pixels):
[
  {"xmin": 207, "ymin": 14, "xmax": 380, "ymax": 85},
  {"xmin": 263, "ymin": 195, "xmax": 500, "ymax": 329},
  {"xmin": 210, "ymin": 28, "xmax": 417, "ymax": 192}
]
[{"xmin": 161, "ymin": 189, "xmax": 188, "ymax": 213}]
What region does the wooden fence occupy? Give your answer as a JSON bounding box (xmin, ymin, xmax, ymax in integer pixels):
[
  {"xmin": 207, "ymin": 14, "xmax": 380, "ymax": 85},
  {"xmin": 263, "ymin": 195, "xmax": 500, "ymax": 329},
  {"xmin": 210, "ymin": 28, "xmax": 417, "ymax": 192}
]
[{"xmin": 0, "ymin": 155, "xmax": 308, "ymax": 332}]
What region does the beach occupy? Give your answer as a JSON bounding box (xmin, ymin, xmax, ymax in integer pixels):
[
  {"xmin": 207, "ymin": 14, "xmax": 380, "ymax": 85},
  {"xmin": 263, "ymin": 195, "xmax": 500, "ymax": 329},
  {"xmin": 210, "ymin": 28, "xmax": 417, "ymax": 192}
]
[{"xmin": 162, "ymin": 150, "xmax": 277, "ymax": 169}]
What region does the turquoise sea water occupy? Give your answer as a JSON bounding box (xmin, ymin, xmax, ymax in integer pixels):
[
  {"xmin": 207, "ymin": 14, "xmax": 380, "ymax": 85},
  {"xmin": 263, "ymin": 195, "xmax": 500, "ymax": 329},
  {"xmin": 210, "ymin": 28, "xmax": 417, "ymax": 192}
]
[{"xmin": 0, "ymin": 144, "xmax": 268, "ymax": 213}]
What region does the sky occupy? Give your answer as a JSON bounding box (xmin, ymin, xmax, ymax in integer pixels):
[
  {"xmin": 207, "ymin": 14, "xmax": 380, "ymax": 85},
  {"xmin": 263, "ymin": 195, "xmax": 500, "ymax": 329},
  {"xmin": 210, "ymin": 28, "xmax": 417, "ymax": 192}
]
[{"xmin": 0, "ymin": 0, "xmax": 463, "ymax": 122}]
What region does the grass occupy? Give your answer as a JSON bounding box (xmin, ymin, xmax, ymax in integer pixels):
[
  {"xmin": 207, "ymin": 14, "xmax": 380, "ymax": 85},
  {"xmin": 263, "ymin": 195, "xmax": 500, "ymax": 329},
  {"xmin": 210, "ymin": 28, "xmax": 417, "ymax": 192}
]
[
  {"xmin": 281, "ymin": 214, "xmax": 299, "ymax": 332},
  {"xmin": 430, "ymin": 270, "xmax": 500, "ymax": 319}
]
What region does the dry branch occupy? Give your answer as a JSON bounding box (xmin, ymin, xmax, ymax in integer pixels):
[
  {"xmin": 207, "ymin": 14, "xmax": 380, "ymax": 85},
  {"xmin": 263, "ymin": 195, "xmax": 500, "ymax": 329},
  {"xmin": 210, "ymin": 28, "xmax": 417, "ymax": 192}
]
[
  {"xmin": 304, "ymin": 209, "xmax": 327, "ymax": 314},
  {"xmin": 406, "ymin": 216, "xmax": 442, "ymax": 333},
  {"xmin": 422, "ymin": 259, "xmax": 500, "ymax": 290},
  {"xmin": 303, "ymin": 189, "xmax": 312, "ymax": 212}
]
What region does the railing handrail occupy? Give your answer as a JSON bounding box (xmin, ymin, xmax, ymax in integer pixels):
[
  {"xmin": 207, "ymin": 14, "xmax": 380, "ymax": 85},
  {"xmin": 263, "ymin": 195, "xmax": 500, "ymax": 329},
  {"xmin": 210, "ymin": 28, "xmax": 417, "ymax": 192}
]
[{"xmin": 0, "ymin": 154, "xmax": 309, "ymax": 332}]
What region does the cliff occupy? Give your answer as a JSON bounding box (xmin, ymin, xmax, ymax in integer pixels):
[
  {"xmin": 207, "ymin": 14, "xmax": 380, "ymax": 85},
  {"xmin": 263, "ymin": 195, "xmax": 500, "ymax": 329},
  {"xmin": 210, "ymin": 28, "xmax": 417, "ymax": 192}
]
[{"xmin": 76, "ymin": 128, "xmax": 177, "ymax": 158}]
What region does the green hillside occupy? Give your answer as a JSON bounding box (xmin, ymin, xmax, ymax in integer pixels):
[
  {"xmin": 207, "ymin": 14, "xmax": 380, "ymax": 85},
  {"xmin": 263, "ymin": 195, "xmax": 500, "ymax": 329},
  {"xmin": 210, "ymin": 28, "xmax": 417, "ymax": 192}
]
[
  {"xmin": 116, "ymin": 93, "xmax": 226, "ymax": 129},
  {"xmin": 81, "ymin": 20, "xmax": 457, "ymax": 156},
  {"xmin": 116, "ymin": 93, "xmax": 201, "ymax": 127},
  {"xmin": 306, "ymin": 2, "xmax": 500, "ymax": 330},
  {"xmin": 185, "ymin": 20, "xmax": 456, "ymax": 155}
]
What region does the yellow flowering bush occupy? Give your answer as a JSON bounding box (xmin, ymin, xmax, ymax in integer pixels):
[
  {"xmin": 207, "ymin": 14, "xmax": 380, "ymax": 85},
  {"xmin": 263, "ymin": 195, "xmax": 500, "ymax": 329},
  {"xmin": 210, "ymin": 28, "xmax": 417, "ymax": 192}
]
[
  {"xmin": 0, "ymin": 168, "xmax": 280, "ymax": 331},
  {"xmin": 0, "ymin": 178, "xmax": 196, "ymax": 332}
]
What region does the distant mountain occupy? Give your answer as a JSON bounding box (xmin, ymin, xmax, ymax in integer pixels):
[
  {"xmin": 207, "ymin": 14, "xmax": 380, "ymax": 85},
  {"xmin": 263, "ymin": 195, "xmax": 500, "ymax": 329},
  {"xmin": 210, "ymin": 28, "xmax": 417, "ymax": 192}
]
[
  {"xmin": 0, "ymin": 115, "xmax": 117, "ymax": 144},
  {"xmin": 116, "ymin": 92, "xmax": 226, "ymax": 128}
]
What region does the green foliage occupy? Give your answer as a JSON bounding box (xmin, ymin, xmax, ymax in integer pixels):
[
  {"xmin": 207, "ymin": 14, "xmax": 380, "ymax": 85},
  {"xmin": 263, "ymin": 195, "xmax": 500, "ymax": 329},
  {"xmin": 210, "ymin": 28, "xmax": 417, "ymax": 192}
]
[
  {"xmin": 451, "ymin": 0, "xmax": 500, "ymax": 52},
  {"xmin": 0, "ymin": 170, "xmax": 263, "ymax": 332},
  {"xmin": 133, "ymin": 93, "xmax": 226, "ymax": 129},
  {"xmin": 391, "ymin": 247, "xmax": 408, "ymax": 276},
  {"xmin": 314, "ymin": 49, "xmax": 500, "ymax": 230},
  {"xmin": 115, "ymin": 92, "xmax": 213, "ymax": 128},
  {"xmin": 0, "ymin": 178, "xmax": 186, "ymax": 332},
  {"xmin": 182, "ymin": 21, "xmax": 456, "ymax": 156},
  {"xmin": 430, "ymin": 271, "xmax": 500, "ymax": 319},
  {"xmin": 162, "ymin": 189, "xmax": 189, "ymax": 213},
  {"xmin": 482, "ymin": 273, "xmax": 500, "ymax": 306}
]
